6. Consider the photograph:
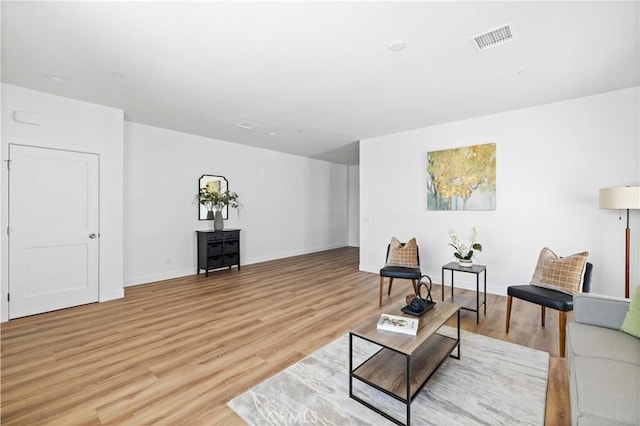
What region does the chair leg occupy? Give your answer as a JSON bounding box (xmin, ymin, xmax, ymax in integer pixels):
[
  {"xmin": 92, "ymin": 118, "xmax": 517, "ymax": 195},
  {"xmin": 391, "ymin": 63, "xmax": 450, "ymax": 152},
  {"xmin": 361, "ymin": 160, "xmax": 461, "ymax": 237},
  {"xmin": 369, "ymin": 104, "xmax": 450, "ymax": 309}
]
[
  {"xmin": 559, "ymin": 311, "xmax": 567, "ymax": 357},
  {"xmin": 541, "ymin": 306, "xmax": 546, "ymax": 327},
  {"xmin": 411, "ymin": 279, "xmax": 418, "ymax": 294},
  {"xmin": 506, "ymin": 295, "xmax": 513, "ymax": 333},
  {"xmin": 379, "ymin": 276, "xmax": 384, "ymax": 306},
  {"xmin": 387, "ymin": 277, "xmax": 394, "ymax": 296}
]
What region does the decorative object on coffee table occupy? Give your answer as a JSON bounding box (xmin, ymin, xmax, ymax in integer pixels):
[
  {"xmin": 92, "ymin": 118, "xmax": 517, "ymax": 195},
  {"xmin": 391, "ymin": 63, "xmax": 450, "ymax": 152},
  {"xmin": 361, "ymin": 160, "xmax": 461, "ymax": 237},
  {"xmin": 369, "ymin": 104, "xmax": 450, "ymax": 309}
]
[
  {"xmin": 402, "ymin": 275, "xmax": 435, "ymax": 316},
  {"xmin": 377, "ymin": 314, "xmax": 419, "ymax": 336}
]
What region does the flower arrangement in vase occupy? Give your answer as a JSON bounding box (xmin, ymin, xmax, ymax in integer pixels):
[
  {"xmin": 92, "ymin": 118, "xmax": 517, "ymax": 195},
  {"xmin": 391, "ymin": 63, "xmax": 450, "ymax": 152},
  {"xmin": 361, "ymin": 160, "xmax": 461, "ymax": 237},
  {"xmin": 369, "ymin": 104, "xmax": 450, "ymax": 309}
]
[
  {"xmin": 449, "ymin": 226, "xmax": 482, "ymax": 267},
  {"xmin": 195, "ymin": 182, "xmax": 241, "ymax": 231}
]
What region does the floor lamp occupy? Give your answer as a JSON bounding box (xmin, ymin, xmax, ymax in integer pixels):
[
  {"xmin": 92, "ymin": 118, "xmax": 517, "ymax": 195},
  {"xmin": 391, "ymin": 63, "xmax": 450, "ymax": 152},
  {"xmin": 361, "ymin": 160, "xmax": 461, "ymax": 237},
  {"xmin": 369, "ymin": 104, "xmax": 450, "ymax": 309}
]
[{"xmin": 599, "ymin": 186, "xmax": 640, "ymax": 298}]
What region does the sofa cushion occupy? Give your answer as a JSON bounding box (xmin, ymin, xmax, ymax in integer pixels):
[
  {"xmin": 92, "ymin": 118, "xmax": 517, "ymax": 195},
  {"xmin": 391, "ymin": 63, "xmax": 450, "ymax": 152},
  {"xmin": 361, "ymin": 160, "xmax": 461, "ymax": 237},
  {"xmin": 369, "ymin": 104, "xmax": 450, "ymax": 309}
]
[
  {"xmin": 567, "ymin": 322, "xmax": 640, "ymax": 366},
  {"xmin": 572, "ymin": 356, "xmax": 639, "ymax": 425},
  {"xmin": 385, "ymin": 237, "xmax": 419, "ymax": 268},
  {"xmin": 621, "ymin": 284, "xmax": 640, "ymax": 338},
  {"xmin": 530, "ymin": 247, "xmax": 588, "ymax": 294}
]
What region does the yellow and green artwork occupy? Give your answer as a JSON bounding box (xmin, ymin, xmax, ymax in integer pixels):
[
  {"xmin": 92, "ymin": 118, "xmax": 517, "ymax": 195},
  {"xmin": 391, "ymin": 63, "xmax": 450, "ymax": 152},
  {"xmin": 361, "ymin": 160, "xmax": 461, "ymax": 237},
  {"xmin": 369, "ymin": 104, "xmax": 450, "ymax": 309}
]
[{"xmin": 427, "ymin": 143, "xmax": 496, "ymax": 210}]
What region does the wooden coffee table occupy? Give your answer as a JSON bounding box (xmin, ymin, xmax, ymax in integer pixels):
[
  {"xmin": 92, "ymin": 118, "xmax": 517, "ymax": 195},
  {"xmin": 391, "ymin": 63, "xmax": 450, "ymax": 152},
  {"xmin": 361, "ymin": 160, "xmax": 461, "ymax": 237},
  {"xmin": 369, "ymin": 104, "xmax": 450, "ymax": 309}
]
[{"xmin": 349, "ymin": 302, "xmax": 460, "ymax": 426}]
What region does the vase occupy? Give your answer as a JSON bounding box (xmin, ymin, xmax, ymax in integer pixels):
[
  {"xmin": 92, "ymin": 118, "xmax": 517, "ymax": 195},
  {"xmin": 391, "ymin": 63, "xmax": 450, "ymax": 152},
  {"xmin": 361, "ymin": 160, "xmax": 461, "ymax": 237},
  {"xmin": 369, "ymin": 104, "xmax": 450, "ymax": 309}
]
[
  {"xmin": 213, "ymin": 210, "xmax": 224, "ymax": 231},
  {"xmin": 458, "ymin": 259, "xmax": 473, "ymax": 267}
]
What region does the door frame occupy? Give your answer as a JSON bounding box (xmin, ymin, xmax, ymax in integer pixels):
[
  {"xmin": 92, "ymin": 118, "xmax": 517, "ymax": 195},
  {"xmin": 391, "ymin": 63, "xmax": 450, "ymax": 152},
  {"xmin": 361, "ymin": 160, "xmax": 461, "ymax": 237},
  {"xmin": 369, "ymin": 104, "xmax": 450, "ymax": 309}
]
[{"xmin": 2, "ymin": 137, "xmax": 107, "ymax": 321}]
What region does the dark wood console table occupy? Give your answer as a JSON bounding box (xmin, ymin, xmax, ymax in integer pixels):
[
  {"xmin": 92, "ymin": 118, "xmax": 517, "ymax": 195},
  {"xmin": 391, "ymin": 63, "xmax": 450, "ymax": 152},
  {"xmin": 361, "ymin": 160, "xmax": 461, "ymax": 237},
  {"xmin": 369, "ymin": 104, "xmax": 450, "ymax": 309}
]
[{"xmin": 196, "ymin": 229, "xmax": 241, "ymax": 276}]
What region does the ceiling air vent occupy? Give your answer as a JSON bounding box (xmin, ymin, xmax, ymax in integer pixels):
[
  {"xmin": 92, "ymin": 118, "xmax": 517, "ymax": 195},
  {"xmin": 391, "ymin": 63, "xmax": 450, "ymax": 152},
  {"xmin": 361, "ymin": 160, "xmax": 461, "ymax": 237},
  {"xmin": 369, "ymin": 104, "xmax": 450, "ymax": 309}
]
[
  {"xmin": 238, "ymin": 121, "xmax": 259, "ymax": 130},
  {"xmin": 471, "ymin": 24, "xmax": 513, "ymax": 52}
]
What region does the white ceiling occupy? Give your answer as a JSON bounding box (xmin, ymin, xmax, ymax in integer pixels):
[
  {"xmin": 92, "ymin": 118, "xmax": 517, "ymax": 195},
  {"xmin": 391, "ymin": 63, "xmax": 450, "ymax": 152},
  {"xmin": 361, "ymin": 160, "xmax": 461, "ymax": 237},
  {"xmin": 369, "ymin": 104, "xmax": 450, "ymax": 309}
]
[{"xmin": 2, "ymin": 1, "xmax": 639, "ymax": 165}]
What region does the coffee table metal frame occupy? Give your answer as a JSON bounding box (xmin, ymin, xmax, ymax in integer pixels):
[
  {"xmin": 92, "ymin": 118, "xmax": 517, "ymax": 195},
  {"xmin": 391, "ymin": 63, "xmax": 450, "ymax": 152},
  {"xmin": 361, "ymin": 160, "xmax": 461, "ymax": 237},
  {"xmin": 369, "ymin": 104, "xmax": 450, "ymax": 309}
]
[
  {"xmin": 441, "ymin": 262, "xmax": 487, "ymax": 324},
  {"xmin": 349, "ymin": 303, "xmax": 460, "ymax": 426}
]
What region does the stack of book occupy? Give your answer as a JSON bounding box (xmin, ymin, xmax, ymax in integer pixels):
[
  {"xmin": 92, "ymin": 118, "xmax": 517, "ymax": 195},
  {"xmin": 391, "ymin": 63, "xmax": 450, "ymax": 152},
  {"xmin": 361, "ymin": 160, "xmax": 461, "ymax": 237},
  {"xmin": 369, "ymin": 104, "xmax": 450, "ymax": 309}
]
[{"xmin": 376, "ymin": 314, "xmax": 418, "ymax": 336}]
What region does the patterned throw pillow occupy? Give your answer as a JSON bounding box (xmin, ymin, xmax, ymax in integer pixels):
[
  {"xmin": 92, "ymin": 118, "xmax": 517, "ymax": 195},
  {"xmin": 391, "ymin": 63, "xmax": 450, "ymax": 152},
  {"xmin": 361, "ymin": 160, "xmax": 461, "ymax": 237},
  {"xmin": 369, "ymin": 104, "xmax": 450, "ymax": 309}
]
[
  {"xmin": 530, "ymin": 247, "xmax": 589, "ymax": 294},
  {"xmin": 385, "ymin": 237, "xmax": 419, "ymax": 268}
]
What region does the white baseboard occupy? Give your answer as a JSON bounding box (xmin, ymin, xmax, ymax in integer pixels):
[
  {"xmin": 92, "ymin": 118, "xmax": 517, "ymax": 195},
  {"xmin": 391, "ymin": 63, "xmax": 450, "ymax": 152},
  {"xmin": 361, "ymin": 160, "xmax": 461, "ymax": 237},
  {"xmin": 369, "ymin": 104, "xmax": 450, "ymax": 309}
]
[
  {"xmin": 124, "ymin": 244, "xmax": 350, "ymax": 287},
  {"xmin": 100, "ymin": 288, "xmax": 125, "ymax": 302},
  {"xmin": 124, "ymin": 267, "xmax": 195, "ymax": 287},
  {"xmin": 243, "ymin": 243, "xmax": 348, "ymax": 266}
]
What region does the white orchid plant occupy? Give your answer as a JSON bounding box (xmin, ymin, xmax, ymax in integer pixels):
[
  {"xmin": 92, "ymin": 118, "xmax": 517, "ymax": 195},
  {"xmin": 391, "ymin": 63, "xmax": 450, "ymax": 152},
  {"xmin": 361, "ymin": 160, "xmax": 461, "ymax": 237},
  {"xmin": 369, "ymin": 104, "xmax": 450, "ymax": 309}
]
[{"xmin": 449, "ymin": 226, "xmax": 482, "ymax": 261}]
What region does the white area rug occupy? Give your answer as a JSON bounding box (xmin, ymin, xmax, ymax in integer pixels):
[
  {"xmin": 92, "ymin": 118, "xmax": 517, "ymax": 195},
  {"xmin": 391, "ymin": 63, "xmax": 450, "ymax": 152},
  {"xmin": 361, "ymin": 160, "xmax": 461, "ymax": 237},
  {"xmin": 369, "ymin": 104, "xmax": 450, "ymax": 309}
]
[{"xmin": 228, "ymin": 326, "xmax": 549, "ymax": 425}]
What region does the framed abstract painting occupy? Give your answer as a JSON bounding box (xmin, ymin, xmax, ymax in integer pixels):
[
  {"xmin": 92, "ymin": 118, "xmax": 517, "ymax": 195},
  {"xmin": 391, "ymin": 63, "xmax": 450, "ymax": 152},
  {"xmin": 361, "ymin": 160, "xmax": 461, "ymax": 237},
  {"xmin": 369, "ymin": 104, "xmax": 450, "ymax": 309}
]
[{"xmin": 427, "ymin": 143, "xmax": 496, "ymax": 210}]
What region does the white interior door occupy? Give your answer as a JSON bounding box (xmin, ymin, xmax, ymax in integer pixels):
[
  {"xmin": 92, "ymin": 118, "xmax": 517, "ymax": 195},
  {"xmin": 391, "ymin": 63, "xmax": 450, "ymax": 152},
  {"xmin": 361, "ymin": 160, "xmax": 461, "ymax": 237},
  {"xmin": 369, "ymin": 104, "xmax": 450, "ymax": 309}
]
[{"xmin": 8, "ymin": 144, "xmax": 99, "ymax": 319}]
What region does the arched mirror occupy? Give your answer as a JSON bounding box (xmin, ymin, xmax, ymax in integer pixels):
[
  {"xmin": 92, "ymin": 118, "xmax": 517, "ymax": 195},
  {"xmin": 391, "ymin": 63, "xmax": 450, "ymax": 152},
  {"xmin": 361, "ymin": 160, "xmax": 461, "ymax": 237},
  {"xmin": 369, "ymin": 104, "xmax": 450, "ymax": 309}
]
[{"xmin": 198, "ymin": 175, "xmax": 229, "ymax": 220}]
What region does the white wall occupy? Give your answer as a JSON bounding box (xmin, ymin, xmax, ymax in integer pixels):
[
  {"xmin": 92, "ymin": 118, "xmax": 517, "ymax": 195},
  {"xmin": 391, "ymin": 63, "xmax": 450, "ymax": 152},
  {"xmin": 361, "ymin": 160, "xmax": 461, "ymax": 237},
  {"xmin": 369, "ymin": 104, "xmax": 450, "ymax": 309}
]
[
  {"xmin": 348, "ymin": 165, "xmax": 360, "ymax": 247},
  {"xmin": 124, "ymin": 122, "xmax": 348, "ymax": 285},
  {"xmin": 360, "ymin": 87, "xmax": 640, "ymax": 298},
  {"xmin": 1, "ymin": 84, "xmax": 125, "ymax": 321}
]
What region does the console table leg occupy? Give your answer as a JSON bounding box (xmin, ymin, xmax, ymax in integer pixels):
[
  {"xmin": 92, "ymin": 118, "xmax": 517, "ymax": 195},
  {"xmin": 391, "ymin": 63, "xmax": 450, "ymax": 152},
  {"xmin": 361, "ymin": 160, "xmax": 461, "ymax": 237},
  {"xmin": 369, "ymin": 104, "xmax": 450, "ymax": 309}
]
[
  {"xmin": 484, "ymin": 270, "xmax": 487, "ymax": 315},
  {"xmin": 476, "ymin": 274, "xmax": 480, "ymax": 324},
  {"xmin": 450, "ymin": 270, "xmax": 454, "ymax": 301},
  {"xmin": 458, "ymin": 309, "xmax": 461, "ymax": 359},
  {"xmin": 349, "ymin": 333, "xmax": 353, "ymax": 397}
]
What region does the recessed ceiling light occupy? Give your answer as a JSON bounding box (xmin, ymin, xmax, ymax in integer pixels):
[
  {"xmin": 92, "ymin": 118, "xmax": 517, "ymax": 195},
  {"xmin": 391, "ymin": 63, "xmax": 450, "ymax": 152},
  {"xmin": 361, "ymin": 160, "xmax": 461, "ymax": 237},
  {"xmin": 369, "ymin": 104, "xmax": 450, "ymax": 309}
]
[
  {"xmin": 238, "ymin": 121, "xmax": 259, "ymax": 130},
  {"xmin": 46, "ymin": 74, "xmax": 66, "ymax": 83},
  {"xmin": 516, "ymin": 69, "xmax": 528, "ymax": 76},
  {"xmin": 112, "ymin": 72, "xmax": 125, "ymax": 79},
  {"xmin": 388, "ymin": 40, "xmax": 407, "ymax": 51},
  {"xmin": 269, "ymin": 132, "xmax": 277, "ymax": 136}
]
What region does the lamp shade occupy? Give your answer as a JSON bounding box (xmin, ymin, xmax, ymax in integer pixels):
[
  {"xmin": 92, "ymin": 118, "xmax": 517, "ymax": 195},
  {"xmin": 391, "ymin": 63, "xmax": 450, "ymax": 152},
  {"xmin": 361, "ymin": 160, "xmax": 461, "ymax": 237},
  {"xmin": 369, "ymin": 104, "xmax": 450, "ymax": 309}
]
[{"xmin": 599, "ymin": 186, "xmax": 640, "ymax": 209}]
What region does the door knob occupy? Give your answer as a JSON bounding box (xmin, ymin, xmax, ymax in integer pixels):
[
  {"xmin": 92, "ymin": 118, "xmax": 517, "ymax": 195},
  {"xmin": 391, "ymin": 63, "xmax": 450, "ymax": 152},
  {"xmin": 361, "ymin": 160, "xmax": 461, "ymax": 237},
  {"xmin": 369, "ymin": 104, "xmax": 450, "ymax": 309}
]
[{"xmin": 89, "ymin": 233, "xmax": 97, "ymax": 239}]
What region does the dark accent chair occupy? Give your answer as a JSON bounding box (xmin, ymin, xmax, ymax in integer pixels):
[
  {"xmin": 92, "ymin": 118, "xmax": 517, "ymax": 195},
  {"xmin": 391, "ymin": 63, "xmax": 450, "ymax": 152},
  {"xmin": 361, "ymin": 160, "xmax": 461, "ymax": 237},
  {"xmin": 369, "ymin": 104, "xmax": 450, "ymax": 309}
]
[
  {"xmin": 505, "ymin": 262, "xmax": 593, "ymax": 357},
  {"xmin": 379, "ymin": 243, "xmax": 421, "ymax": 306}
]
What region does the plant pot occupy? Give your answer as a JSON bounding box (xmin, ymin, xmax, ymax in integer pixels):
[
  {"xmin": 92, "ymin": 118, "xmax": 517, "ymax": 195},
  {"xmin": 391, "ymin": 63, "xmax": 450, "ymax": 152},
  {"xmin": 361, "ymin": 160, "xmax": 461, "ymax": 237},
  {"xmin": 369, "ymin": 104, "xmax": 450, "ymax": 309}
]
[
  {"xmin": 213, "ymin": 210, "xmax": 224, "ymax": 231},
  {"xmin": 458, "ymin": 259, "xmax": 473, "ymax": 267}
]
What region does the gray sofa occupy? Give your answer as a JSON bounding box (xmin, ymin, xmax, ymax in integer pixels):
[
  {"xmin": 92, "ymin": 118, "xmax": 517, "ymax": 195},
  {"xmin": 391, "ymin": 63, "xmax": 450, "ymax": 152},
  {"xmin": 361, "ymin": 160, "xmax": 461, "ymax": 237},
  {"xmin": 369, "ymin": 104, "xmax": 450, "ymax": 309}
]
[{"xmin": 567, "ymin": 293, "xmax": 639, "ymax": 425}]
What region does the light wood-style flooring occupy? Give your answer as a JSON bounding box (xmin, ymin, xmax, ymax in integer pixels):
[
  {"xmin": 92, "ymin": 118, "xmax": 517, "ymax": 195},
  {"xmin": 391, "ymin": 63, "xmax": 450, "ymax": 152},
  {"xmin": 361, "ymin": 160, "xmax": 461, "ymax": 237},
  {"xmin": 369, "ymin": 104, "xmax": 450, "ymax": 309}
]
[{"xmin": 1, "ymin": 247, "xmax": 569, "ymax": 425}]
